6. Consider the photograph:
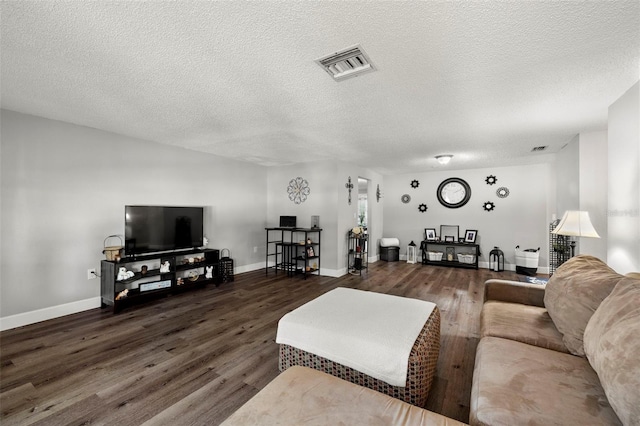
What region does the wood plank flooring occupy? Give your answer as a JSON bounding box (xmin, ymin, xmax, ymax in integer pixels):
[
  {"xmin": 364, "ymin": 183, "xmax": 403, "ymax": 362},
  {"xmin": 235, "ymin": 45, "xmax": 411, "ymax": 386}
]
[{"xmin": 1, "ymin": 262, "xmax": 524, "ymax": 425}]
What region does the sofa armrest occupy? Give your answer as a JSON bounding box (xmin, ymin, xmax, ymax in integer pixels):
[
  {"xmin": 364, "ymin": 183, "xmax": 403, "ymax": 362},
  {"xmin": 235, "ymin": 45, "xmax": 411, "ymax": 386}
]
[{"xmin": 484, "ymin": 279, "xmax": 546, "ymax": 307}]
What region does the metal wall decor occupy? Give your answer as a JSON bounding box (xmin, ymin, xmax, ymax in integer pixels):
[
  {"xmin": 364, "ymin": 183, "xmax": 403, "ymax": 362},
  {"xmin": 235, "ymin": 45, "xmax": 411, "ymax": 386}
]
[
  {"xmin": 410, "ymin": 179, "xmax": 420, "ymax": 188},
  {"xmin": 483, "ymin": 201, "xmax": 496, "ymax": 212},
  {"xmin": 485, "ymin": 175, "xmax": 497, "ymax": 185},
  {"xmin": 287, "ymin": 177, "xmax": 310, "ymax": 204},
  {"xmin": 345, "ymin": 176, "xmax": 354, "ymax": 205},
  {"xmin": 418, "ymin": 203, "xmax": 428, "ymax": 213},
  {"xmin": 376, "ymin": 184, "xmax": 382, "ymax": 202},
  {"xmin": 496, "ymin": 187, "xmax": 510, "ymax": 198},
  {"xmin": 401, "ymin": 194, "xmax": 411, "ymax": 204}
]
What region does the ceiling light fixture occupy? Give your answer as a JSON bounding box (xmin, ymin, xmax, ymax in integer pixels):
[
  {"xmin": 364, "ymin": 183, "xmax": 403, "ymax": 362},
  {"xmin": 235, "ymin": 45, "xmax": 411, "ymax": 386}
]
[{"xmin": 435, "ymin": 155, "xmax": 453, "ymax": 165}]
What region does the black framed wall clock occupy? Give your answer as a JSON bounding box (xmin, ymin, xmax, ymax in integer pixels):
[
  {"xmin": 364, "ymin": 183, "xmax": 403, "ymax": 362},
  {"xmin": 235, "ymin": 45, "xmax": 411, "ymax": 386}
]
[{"xmin": 437, "ymin": 177, "xmax": 472, "ymax": 208}]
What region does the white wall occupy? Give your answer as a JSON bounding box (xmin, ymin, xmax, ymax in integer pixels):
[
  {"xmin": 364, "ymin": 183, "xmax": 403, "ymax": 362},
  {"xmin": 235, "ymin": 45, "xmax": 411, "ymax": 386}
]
[
  {"xmin": 608, "ymin": 82, "xmax": 640, "ymax": 273},
  {"xmin": 383, "ymin": 164, "xmax": 552, "ymax": 271},
  {"xmin": 1, "ymin": 110, "xmax": 268, "ymax": 327},
  {"xmin": 578, "ymin": 131, "xmax": 608, "ymax": 260},
  {"xmin": 555, "ymin": 135, "xmax": 580, "ymax": 216}
]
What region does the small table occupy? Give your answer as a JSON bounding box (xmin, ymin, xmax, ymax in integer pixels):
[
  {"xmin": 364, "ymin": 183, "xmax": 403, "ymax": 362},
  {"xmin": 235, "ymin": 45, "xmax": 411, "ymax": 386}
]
[{"xmin": 276, "ymin": 288, "xmax": 441, "ymax": 406}]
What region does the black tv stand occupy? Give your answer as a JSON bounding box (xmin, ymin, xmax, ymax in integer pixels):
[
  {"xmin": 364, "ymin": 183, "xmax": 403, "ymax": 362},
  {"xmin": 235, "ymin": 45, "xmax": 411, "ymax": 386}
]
[{"xmin": 101, "ymin": 248, "xmax": 222, "ymax": 312}]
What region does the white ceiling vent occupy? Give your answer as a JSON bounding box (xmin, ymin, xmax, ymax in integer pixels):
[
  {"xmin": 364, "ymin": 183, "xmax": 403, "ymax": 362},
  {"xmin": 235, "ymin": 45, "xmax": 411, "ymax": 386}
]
[
  {"xmin": 531, "ymin": 146, "xmax": 548, "ymax": 152},
  {"xmin": 315, "ymin": 44, "xmax": 376, "ymax": 82}
]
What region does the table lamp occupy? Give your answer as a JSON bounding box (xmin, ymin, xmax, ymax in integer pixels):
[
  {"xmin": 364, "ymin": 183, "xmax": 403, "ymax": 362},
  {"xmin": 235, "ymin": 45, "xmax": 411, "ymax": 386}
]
[{"xmin": 551, "ymin": 211, "xmax": 600, "ymax": 257}]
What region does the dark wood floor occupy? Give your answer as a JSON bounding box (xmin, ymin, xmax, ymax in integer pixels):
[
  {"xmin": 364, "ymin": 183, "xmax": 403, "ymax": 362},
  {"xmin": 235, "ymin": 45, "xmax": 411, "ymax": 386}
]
[{"xmin": 1, "ymin": 262, "xmax": 523, "ymax": 425}]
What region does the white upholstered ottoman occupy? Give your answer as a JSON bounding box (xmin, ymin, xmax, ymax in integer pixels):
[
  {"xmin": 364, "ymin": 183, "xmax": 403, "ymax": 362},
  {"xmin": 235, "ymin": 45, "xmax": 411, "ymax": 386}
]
[{"xmin": 276, "ymin": 287, "xmax": 440, "ymax": 406}]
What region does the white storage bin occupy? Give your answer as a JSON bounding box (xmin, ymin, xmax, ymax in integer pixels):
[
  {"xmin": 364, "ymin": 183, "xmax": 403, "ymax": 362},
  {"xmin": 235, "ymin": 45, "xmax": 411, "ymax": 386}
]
[
  {"xmin": 457, "ymin": 253, "xmax": 476, "ymax": 264},
  {"xmin": 427, "ymin": 251, "xmax": 443, "ymax": 261}
]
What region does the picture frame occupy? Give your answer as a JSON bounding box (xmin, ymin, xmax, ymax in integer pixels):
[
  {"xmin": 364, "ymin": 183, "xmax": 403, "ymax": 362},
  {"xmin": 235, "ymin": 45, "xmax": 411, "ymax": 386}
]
[
  {"xmin": 307, "ymin": 246, "xmax": 315, "ymax": 257},
  {"xmin": 424, "ymin": 228, "xmax": 437, "ymax": 241},
  {"xmin": 444, "ymin": 236, "xmax": 455, "ymax": 242},
  {"xmin": 440, "ymin": 225, "xmax": 459, "ymax": 242},
  {"xmin": 464, "ymin": 229, "xmax": 478, "ymax": 243}
]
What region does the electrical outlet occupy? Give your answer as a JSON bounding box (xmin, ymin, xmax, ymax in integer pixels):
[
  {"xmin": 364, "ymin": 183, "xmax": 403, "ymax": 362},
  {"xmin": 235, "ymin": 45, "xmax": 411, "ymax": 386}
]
[{"xmin": 87, "ymin": 268, "xmax": 97, "ymax": 280}]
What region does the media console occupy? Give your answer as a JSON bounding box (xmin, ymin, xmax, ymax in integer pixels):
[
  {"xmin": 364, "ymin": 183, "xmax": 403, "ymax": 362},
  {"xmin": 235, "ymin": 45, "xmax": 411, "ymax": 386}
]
[{"xmin": 101, "ymin": 248, "xmax": 222, "ymax": 312}]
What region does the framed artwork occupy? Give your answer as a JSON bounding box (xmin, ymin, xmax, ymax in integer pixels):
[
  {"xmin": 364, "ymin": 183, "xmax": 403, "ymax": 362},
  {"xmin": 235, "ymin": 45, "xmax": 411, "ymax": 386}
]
[
  {"xmin": 424, "ymin": 228, "xmax": 437, "ymax": 241},
  {"xmin": 444, "ymin": 236, "xmax": 455, "ymax": 242},
  {"xmin": 465, "ymin": 229, "xmax": 478, "ymax": 243},
  {"xmin": 440, "ymin": 225, "xmax": 459, "ymax": 241}
]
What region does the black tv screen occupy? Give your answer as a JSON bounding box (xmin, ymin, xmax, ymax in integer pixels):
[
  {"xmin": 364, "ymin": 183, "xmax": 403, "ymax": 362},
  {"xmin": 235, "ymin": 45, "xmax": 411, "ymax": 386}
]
[{"xmin": 125, "ymin": 206, "xmax": 204, "ymax": 255}]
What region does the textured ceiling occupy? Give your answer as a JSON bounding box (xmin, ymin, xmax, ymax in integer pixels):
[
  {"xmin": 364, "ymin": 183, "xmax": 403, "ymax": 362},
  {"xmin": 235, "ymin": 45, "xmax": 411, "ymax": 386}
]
[{"xmin": 2, "ymin": 1, "xmax": 639, "ymax": 175}]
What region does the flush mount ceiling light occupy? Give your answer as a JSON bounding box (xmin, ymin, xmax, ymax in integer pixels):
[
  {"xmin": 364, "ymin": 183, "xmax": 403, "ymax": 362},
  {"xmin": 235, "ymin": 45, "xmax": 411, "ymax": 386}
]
[
  {"xmin": 435, "ymin": 155, "xmax": 453, "ymax": 165},
  {"xmin": 315, "ymin": 44, "xmax": 376, "ymax": 82}
]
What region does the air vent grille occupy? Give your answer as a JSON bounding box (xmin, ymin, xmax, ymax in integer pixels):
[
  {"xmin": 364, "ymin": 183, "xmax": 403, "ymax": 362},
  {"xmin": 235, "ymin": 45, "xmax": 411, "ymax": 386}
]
[
  {"xmin": 531, "ymin": 146, "xmax": 548, "ymax": 152},
  {"xmin": 315, "ymin": 45, "xmax": 376, "ymax": 82}
]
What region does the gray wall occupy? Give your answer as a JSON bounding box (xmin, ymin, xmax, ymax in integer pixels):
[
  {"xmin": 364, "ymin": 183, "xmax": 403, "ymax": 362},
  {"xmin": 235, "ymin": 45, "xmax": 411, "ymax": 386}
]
[
  {"xmin": 382, "ymin": 164, "xmax": 553, "ymax": 271},
  {"xmin": 608, "ymin": 82, "xmax": 640, "ymax": 273},
  {"xmin": 1, "ymin": 110, "xmax": 268, "ymax": 323}
]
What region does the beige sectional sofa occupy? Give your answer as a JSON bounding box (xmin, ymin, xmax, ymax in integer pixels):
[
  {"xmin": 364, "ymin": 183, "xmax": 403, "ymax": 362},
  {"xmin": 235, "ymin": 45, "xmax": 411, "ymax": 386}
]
[{"xmin": 471, "ymin": 255, "xmax": 640, "ymax": 426}]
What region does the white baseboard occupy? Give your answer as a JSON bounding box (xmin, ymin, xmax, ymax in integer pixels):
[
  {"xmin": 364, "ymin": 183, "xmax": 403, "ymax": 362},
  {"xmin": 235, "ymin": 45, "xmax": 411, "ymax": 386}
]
[{"xmin": 0, "ymin": 297, "xmax": 102, "ymax": 331}]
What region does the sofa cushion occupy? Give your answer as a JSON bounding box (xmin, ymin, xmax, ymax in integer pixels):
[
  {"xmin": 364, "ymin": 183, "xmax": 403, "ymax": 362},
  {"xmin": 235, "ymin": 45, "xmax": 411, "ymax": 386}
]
[
  {"xmin": 470, "ymin": 337, "xmax": 621, "ymax": 426},
  {"xmin": 544, "ymin": 255, "xmax": 622, "ymax": 356},
  {"xmin": 481, "ymin": 300, "xmax": 568, "ymax": 353},
  {"xmin": 584, "ymin": 277, "xmax": 640, "ymax": 426},
  {"xmin": 221, "ymin": 366, "xmax": 467, "ymax": 426}
]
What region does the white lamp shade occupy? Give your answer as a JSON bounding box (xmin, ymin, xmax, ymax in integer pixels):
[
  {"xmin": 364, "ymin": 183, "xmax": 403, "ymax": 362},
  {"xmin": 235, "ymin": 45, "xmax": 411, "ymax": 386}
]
[{"xmin": 552, "ymin": 211, "xmax": 600, "ymax": 238}]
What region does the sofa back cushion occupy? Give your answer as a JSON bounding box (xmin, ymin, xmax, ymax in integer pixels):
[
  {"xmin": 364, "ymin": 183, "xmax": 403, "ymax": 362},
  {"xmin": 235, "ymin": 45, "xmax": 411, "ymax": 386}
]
[
  {"xmin": 584, "ymin": 277, "xmax": 640, "ymax": 425},
  {"xmin": 544, "ymin": 255, "xmax": 622, "ymax": 356}
]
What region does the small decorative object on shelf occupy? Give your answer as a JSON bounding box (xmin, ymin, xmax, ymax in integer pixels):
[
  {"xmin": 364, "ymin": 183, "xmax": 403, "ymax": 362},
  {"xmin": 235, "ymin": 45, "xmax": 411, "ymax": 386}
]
[
  {"xmin": 117, "ymin": 267, "xmax": 134, "ymax": 281},
  {"xmin": 410, "ymin": 179, "xmax": 420, "ymax": 188},
  {"xmin": 401, "ymin": 194, "xmax": 411, "ymax": 204},
  {"xmin": 485, "ymin": 175, "xmax": 498, "ymax": 185},
  {"xmin": 140, "ymin": 265, "xmax": 148, "ymax": 275},
  {"xmin": 483, "ymin": 201, "xmax": 495, "ymax": 212},
  {"xmin": 424, "ymin": 228, "xmax": 436, "ymax": 241},
  {"xmin": 496, "ymin": 187, "xmax": 510, "ymax": 198},
  {"xmin": 489, "ymin": 247, "xmax": 505, "ymax": 272},
  {"xmin": 288, "ymin": 177, "xmax": 310, "ymax": 204},
  {"xmin": 418, "ymin": 203, "xmax": 428, "ymax": 213},
  {"xmin": 115, "ymin": 289, "xmax": 129, "ymax": 300},
  {"xmin": 345, "ymin": 176, "xmax": 354, "ymax": 205},
  {"xmin": 205, "ymin": 265, "xmax": 214, "ymax": 279},
  {"xmin": 160, "ymin": 261, "xmax": 171, "ymax": 273},
  {"xmin": 188, "ymin": 270, "xmax": 199, "ymax": 281},
  {"xmin": 446, "ymin": 247, "xmax": 455, "ymax": 261}
]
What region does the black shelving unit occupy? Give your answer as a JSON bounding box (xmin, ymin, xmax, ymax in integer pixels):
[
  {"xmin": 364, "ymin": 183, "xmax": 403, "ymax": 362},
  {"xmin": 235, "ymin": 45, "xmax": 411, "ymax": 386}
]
[
  {"xmin": 549, "ymin": 219, "xmax": 570, "ymax": 276},
  {"xmin": 101, "ymin": 248, "xmax": 221, "ymax": 312},
  {"xmin": 347, "ymin": 229, "xmax": 368, "ymax": 275},
  {"xmin": 265, "ymin": 227, "xmax": 321, "ymax": 278},
  {"xmin": 420, "ymin": 241, "xmax": 479, "ymax": 269}
]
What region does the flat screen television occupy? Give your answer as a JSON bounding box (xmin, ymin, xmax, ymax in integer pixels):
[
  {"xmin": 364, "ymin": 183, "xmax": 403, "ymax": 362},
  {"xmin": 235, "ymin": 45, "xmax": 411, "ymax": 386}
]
[{"xmin": 125, "ymin": 206, "xmax": 204, "ymax": 256}]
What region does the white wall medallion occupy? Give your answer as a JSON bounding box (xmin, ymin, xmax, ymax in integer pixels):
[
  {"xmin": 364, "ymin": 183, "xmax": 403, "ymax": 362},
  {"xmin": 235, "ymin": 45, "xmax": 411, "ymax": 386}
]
[
  {"xmin": 418, "ymin": 203, "xmax": 428, "ymax": 213},
  {"xmin": 287, "ymin": 177, "xmax": 310, "ymax": 204},
  {"xmin": 401, "ymin": 194, "xmax": 411, "ymax": 204},
  {"xmin": 483, "ymin": 201, "xmax": 496, "ymax": 212},
  {"xmin": 496, "ymin": 187, "xmax": 510, "ymax": 198}
]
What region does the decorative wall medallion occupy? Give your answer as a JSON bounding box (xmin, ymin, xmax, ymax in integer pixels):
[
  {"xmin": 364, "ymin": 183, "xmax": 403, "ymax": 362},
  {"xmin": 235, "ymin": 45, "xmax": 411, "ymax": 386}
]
[
  {"xmin": 287, "ymin": 177, "xmax": 310, "ymax": 204},
  {"xmin": 345, "ymin": 176, "xmax": 354, "ymax": 205},
  {"xmin": 485, "ymin": 175, "xmax": 497, "ymax": 185},
  {"xmin": 418, "ymin": 203, "xmax": 428, "ymax": 213},
  {"xmin": 410, "ymin": 179, "xmax": 420, "ymax": 189},
  {"xmin": 496, "ymin": 187, "xmax": 510, "ymax": 198},
  {"xmin": 483, "ymin": 201, "xmax": 496, "ymax": 212},
  {"xmin": 401, "ymin": 194, "xmax": 411, "ymax": 204}
]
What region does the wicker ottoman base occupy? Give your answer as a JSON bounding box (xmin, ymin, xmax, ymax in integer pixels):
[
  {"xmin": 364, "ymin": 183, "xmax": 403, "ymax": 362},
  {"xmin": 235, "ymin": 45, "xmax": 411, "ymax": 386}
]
[{"xmin": 279, "ymin": 306, "xmax": 440, "ymax": 407}]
